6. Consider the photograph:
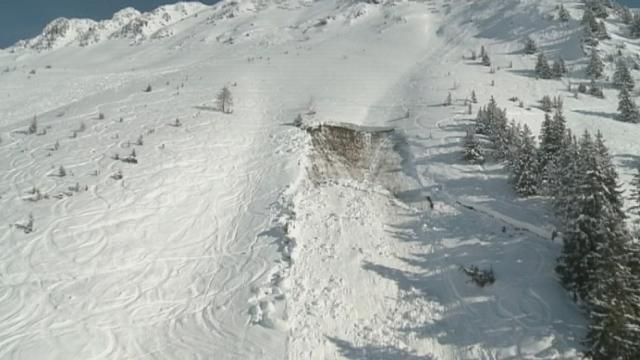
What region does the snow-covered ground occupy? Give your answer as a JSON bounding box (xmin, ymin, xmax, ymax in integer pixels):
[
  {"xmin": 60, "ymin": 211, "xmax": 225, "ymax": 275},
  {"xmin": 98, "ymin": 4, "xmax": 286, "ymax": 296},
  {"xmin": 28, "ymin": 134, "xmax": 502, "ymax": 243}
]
[{"xmin": 1, "ymin": 0, "xmax": 638, "ymax": 358}]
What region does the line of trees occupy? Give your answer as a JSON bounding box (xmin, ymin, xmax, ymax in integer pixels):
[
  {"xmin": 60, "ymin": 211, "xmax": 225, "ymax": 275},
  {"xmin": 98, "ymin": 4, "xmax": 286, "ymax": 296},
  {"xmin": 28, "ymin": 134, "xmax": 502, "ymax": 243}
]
[{"xmin": 465, "ymin": 97, "xmax": 640, "ymax": 358}]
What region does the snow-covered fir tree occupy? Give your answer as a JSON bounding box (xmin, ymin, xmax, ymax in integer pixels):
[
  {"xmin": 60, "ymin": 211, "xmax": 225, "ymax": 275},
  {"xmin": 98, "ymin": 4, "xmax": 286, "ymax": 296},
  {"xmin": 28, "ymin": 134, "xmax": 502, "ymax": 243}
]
[
  {"xmin": 586, "ymin": 0, "xmax": 609, "ymax": 19},
  {"xmin": 620, "ymin": 5, "xmax": 633, "ymax": 25},
  {"xmin": 538, "ymin": 108, "xmax": 567, "ymax": 192},
  {"xmin": 475, "ymin": 97, "xmax": 504, "ymax": 136},
  {"xmin": 583, "ymin": 5, "xmax": 598, "ymax": 26},
  {"xmin": 589, "ymin": 79, "xmax": 605, "ymax": 98},
  {"xmin": 630, "ymin": 168, "xmax": 640, "ymax": 221},
  {"xmin": 535, "ymin": 52, "xmax": 552, "ymax": 79},
  {"xmin": 595, "ymin": 20, "xmax": 609, "ymax": 40},
  {"xmin": 558, "ymin": 4, "xmax": 571, "ymax": 22},
  {"xmin": 512, "ymin": 124, "xmax": 539, "ymax": 197},
  {"xmin": 631, "ymin": 12, "xmax": 640, "ymax": 38},
  {"xmin": 583, "ymin": 21, "xmax": 599, "ymax": 46},
  {"xmin": 540, "ymin": 95, "xmax": 553, "ymax": 112},
  {"xmin": 582, "ymin": 133, "xmax": 640, "ymax": 359},
  {"xmin": 618, "ymin": 86, "xmax": 640, "ymax": 123},
  {"xmin": 504, "ymin": 120, "xmax": 523, "ymax": 170},
  {"xmin": 463, "ymin": 127, "xmax": 484, "ymax": 164},
  {"xmin": 557, "ymin": 131, "xmax": 630, "ymax": 304},
  {"xmin": 549, "ymin": 129, "xmax": 579, "ymax": 220},
  {"xmin": 523, "ymin": 36, "xmax": 537, "ymax": 54},
  {"xmin": 475, "ymin": 98, "xmax": 512, "ymax": 161},
  {"xmin": 613, "ymin": 59, "xmax": 635, "ymax": 91},
  {"xmin": 585, "ymin": 238, "xmax": 640, "ymax": 360},
  {"xmin": 552, "ymin": 59, "xmax": 564, "ymax": 78},
  {"xmin": 481, "ymin": 51, "xmax": 491, "ymax": 67},
  {"xmin": 586, "ymin": 49, "xmax": 604, "ymax": 79}
]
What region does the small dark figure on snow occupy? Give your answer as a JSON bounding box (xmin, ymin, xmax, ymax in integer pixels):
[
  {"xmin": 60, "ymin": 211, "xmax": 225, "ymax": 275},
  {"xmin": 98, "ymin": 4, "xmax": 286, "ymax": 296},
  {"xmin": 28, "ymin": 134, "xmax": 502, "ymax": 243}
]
[{"xmin": 426, "ymin": 196, "xmax": 434, "ymax": 209}]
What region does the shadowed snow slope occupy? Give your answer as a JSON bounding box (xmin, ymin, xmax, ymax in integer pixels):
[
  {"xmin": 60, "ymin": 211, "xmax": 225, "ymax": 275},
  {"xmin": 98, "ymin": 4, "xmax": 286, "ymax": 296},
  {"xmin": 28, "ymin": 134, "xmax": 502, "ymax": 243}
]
[{"xmin": 2, "ymin": 0, "xmax": 638, "ymax": 358}]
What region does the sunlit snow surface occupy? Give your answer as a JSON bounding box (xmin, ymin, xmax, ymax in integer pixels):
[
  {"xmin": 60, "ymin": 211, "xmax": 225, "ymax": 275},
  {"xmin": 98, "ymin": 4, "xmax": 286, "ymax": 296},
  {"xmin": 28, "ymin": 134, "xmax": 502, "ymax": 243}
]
[{"xmin": 3, "ymin": 0, "xmax": 638, "ymax": 358}]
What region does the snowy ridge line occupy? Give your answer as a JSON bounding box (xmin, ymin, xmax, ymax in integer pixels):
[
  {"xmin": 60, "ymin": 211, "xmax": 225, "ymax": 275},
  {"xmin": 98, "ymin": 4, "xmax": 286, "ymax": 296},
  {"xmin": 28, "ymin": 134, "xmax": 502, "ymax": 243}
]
[{"xmin": 11, "ymin": 1, "xmax": 210, "ymax": 50}]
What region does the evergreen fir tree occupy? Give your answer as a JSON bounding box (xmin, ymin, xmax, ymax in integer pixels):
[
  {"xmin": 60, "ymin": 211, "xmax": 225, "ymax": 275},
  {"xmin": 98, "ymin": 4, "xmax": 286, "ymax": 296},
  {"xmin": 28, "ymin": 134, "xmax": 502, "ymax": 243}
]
[
  {"xmin": 621, "ymin": 6, "xmax": 633, "ymax": 25},
  {"xmin": 538, "ymin": 113, "xmax": 554, "ymax": 188},
  {"xmin": 505, "ymin": 120, "xmax": 523, "ymax": 170},
  {"xmin": 481, "ymin": 51, "xmax": 491, "ymax": 67},
  {"xmin": 471, "ymin": 90, "xmax": 477, "ymax": 103},
  {"xmin": 558, "ymin": 4, "xmax": 571, "ymax": 22},
  {"xmin": 578, "ymin": 82, "xmax": 588, "ymax": 93},
  {"xmin": 630, "ymin": 168, "xmax": 640, "ymax": 220},
  {"xmin": 216, "ymin": 86, "xmax": 234, "ymax": 114},
  {"xmin": 559, "ymin": 58, "xmax": 568, "ymax": 74},
  {"xmin": 594, "ymin": 131, "xmax": 626, "ymax": 220},
  {"xmin": 582, "ymin": 6, "xmax": 597, "ymax": 26},
  {"xmin": 523, "ymin": 36, "xmax": 537, "ymax": 54},
  {"xmin": 28, "ymin": 116, "xmax": 37, "ymax": 135},
  {"xmin": 588, "ymin": 0, "xmax": 609, "ymax": 19},
  {"xmin": 583, "ymin": 23, "xmax": 599, "ymax": 46},
  {"xmin": 549, "ymin": 130, "xmax": 579, "ymax": 219},
  {"xmin": 618, "ymin": 86, "xmax": 640, "ymax": 123},
  {"xmin": 538, "ymin": 108, "xmax": 566, "ymax": 191},
  {"xmin": 512, "ymin": 124, "xmax": 539, "ymax": 197},
  {"xmin": 613, "ymin": 59, "xmax": 635, "ymax": 91},
  {"xmin": 540, "ymin": 95, "xmax": 553, "ymax": 112},
  {"xmin": 589, "ymin": 79, "xmax": 605, "ymax": 98},
  {"xmin": 557, "ymin": 131, "xmax": 630, "ymax": 302},
  {"xmin": 631, "ymin": 12, "xmax": 640, "ymax": 38},
  {"xmin": 557, "ymin": 133, "xmax": 596, "ymax": 297},
  {"xmin": 445, "ymin": 92, "xmax": 452, "ymax": 106},
  {"xmin": 552, "ymin": 59, "xmax": 564, "ymax": 78},
  {"xmin": 463, "ymin": 127, "xmax": 484, "ymax": 164},
  {"xmin": 596, "ymin": 20, "xmax": 610, "ymax": 40},
  {"xmin": 586, "ymin": 49, "xmax": 604, "ymax": 79},
  {"xmin": 582, "ymin": 132, "xmax": 640, "ymax": 359},
  {"xmin": 535, "ymin": 52, "xmax": 553, "ymax": 79},
  {"xmin": 552, "ymin": 96, "xmax": 564, "ymax": 111},
  {"xmin": 585, "ymin": 240, "xmax": 640, "ymax": 360}
]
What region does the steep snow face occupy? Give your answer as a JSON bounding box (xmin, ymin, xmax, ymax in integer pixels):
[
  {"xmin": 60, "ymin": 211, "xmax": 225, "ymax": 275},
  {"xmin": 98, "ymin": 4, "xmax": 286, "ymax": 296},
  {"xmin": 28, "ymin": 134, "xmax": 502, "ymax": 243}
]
[
  {"xmin": 12, "ymin": 2, "xmax": 208, "ymax": 50},
  {"xmin": 2, "ymin": 0, "xmax": 637, "ymax": 358}
]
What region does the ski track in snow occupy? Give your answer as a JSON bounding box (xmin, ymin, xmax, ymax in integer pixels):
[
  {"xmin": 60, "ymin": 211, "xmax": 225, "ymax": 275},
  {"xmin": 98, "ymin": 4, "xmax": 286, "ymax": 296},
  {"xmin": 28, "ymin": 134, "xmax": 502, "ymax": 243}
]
[{"xmin": 0, "ymin": 57, "xmax": 298, "ymax": 358}]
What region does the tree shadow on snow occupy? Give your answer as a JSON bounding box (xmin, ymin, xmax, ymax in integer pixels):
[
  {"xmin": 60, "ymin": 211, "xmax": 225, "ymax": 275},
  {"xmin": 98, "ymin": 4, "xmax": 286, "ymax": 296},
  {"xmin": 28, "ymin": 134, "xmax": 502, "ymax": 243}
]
[
  {"xmin": 467, "ymin": 1, "xmax": 583, "ymax": 61},
  {"xmin": 193, "ymin": 105, "xmax": 219, "ymax": 112},
  {"xmin": 616, "ymin": 153, "xmax": 640, "ymax": 171},
  {"xmin": 327, "ymin": 336, "xmax": 435, "ymax": 360},
  {"xmin": 506, "ymin": 69, "xmax": 538, "ymax": 79},
  {"xmin": 364, "ymin": 113, "xmax": 586, "ymax": 354},
  {"xmin": 360, "ymin": 204, "xmax": 585, "ymax": 354},
  {"xmin": 571, "ymin": 109, "xmax": 619, "ymax": 121}
]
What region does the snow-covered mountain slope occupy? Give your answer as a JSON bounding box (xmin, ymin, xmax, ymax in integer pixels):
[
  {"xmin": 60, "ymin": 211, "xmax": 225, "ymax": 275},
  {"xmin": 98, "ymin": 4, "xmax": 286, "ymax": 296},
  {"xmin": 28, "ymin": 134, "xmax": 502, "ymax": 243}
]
[
  {"xmin": 1, "ymin": 0, "xmax": 639, "ymax": 359},
  {"xmin": 11, "ymin": 2, "xmax": 208, "ymax": 50}
]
